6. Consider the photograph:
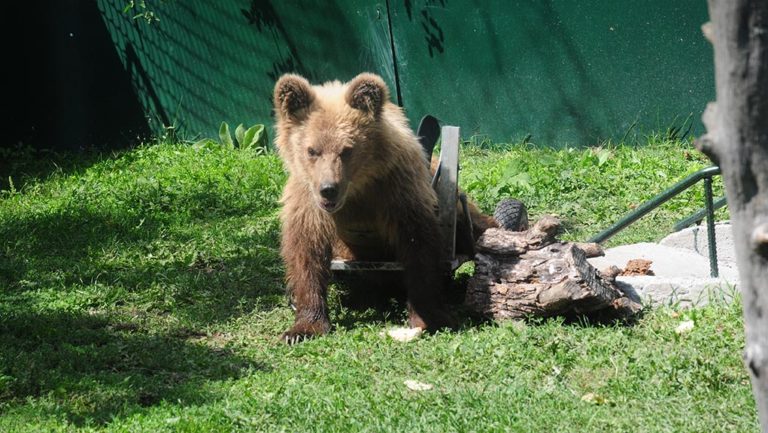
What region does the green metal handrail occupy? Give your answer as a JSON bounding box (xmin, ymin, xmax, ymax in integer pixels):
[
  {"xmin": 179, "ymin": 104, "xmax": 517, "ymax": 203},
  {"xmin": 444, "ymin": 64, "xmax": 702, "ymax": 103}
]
[
  {"xmin": 674, "ymin": 196, "xmax": 727, "ymax": 231},
  {"xmin": 588, "ymin": 166, "xmax": 723, "ymax": 277}
]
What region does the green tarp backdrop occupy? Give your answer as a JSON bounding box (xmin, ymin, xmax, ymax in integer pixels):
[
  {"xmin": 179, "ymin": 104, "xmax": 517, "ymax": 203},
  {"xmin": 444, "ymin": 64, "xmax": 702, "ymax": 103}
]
[{"xmin": 97, "ymin": 0, "xmax": 712, "ymax": 146}]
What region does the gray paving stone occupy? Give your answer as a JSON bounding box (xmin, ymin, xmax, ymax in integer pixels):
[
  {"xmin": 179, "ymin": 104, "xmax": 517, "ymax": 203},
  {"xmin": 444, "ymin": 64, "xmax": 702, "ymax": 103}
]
[{"xmin": 587, "ymin": 224, "xmax": 739, "ymax": 307}]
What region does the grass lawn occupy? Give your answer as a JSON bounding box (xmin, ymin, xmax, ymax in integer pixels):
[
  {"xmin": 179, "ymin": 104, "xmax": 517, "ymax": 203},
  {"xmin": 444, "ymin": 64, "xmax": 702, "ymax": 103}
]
[{"xmin": 0, "ymin": 138, "xmax": 759, "ymax": 432}]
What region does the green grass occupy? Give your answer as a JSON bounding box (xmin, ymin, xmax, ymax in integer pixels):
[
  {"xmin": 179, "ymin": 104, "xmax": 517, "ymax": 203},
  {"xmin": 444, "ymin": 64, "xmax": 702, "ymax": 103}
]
[
  {"xmin": 459, "ymin": 134, "xmax": 727, "ymax": 246},
  {"xmin": 0, "ymin": 139, "xmax": 758, "ymax": 432}
]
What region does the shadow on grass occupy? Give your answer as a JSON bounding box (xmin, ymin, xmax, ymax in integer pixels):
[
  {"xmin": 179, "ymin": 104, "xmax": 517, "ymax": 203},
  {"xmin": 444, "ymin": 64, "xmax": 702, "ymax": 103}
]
[
  {"xmin": 0, "ymin": 148, "xmax": 288, "ymax": 426},
  {"xmin": 328, "ymin": 274, "xmax": 496, "ymax": 331},
  {"xmin": 0, "ymin": 192, "xmax": 285, "ymax": 325},
  {"xmin": 0, "ymin": 146, "xmax": 128, "ymax": 192},
  {"xmin": 0, "ymin": 305, "xmax": 266, "ymax": 426}
]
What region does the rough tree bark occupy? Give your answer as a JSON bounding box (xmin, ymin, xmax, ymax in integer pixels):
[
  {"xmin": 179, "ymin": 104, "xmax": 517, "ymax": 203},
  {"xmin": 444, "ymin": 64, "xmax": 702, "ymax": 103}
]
[
  {"xmin": 698, "ymin": 1, "xmax": 768, "ymax": 429},
  {"xmin": 465, "ymin": 216, "xmax": 641, "ymax": 321}
]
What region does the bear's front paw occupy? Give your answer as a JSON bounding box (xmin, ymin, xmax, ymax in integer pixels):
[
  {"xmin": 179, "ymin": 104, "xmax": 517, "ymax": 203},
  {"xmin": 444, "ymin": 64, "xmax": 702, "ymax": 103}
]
[
  {"xmin": 281, "ymin": 319, "xmax": 331, "ymax": 345},
  {"xmin": 408, "ymin": 307, "xmax": 457, "ymax": 332}
]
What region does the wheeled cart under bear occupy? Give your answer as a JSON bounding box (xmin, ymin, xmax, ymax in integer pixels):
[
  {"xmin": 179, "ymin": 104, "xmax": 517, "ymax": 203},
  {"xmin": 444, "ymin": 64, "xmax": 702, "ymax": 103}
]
[{"xmin": 329, "ymin": 115, "xmax": 528, "ymax": 276}]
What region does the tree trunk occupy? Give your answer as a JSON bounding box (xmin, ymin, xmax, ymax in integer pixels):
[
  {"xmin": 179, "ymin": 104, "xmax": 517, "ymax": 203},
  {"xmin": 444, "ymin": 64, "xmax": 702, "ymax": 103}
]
[{"xmin": 698, "ymin": 1, "xmax": 768, "ymax": 429}]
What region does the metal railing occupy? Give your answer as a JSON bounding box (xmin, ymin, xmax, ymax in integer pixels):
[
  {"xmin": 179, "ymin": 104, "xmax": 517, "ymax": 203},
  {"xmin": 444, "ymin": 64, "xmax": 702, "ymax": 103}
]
[{"xmin": 588, "ymin": 166, "xmax": 723, "ymax": 277}]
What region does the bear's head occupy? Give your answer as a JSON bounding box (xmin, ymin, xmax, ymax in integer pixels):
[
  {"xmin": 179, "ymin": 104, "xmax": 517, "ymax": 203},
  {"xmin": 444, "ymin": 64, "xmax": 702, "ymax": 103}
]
[{"xmin": 274, "ymin": 73, "xmax": 391, "ymax": 214}]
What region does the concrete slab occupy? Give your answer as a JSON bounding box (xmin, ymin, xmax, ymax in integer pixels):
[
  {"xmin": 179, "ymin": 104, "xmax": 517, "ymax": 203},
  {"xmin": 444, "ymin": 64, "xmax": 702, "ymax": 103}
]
[
  {"xmin": 587, "ymin": 243, "xmax": 740, "ymax": 280},
  {"xmin": 613, "ymin": 277, "xmax": 738, "ymax": 308},
  {"xmin": 659, "ymin": 222, "xmax": 736, "ymax": 264},
  {"xmin": 587, "ymin": 238, "xmax": 739, "ymax": 307}
]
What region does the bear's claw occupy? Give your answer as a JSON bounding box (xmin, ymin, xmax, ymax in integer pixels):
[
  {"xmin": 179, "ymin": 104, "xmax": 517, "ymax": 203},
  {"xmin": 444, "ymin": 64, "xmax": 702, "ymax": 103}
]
[{"xmin": 281, "ymin": 319, "xmax": 331, "ymax": 345}]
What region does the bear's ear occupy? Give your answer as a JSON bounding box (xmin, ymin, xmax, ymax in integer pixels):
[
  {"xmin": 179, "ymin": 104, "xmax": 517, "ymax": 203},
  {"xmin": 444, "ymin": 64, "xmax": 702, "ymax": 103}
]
[
  {"xmin": 274, "ymin": 74, "xmax": 315, "ymax": 121},
  {"xmin": 345, "ymin": 73, "xmax": 389, "ymax": 116}
]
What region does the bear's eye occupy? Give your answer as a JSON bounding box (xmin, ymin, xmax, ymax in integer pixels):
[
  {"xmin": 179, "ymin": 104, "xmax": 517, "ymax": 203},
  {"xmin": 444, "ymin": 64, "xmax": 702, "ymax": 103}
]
[
  {"xmin": 340, "ymin": 147, "xmax": 353, "ymax": 160},
  {"xmin": 307, "ymin": 147, "xmax": 320, "ymax": 157}
]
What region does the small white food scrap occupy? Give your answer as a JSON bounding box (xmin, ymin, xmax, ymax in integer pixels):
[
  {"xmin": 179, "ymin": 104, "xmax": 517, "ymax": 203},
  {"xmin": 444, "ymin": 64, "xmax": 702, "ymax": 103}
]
[
  {"xmin": 675, "ymin": 320, "xmax": 695, "ymax": 334},
  {"xmin": 404, "ymin": 380, "xmax": 433, "ymax": 391},
  {"xmin": 384, "ymin": 326, "xmax": 424, "ymax": 342}
]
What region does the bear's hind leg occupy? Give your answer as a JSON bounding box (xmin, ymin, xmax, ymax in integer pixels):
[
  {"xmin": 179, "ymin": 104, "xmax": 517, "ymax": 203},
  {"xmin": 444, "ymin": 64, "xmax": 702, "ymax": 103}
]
[{"xmin": 394, "ymin": 208, "xmax": 457, "ymax": 331}]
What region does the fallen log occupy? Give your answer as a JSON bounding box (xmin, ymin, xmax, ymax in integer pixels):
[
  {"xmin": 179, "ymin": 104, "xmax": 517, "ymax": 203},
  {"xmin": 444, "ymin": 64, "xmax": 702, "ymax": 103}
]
[{"xmin": 465, "ymin": 216, "xmax": 642, "ymax": 321}]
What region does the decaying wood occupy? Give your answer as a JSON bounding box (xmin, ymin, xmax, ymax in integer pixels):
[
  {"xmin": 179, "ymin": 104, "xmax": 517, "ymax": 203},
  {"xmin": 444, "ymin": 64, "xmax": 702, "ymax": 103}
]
[
  {"xmin": 697, "ymin": 1, "xmax": 768, "ymax": 426},
  {"xmin": 573, "ymin": 242, "xmax": 605, "ymax": 258},
  {"xmin": 620, "ymin": 259, "xmax": 655, "ymax": 276},
  {"xmin": 475, "ymin": 217, "xmax": 603, "ymax": 258},
  {"xmin": 600, "ymin": 265, "xmax": 622, "ymax": 282},
  {"xmin": 466, "ymin": 216, "xmax": 641, "ymax": 321},
  {"xmin": 475, "ymin": 215, "xmax": 561, "ymax": 255}
]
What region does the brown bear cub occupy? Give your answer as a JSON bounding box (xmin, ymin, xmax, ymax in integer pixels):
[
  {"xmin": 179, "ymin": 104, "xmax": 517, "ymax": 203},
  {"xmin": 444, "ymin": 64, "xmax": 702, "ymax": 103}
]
[{"xmin": 273, "ymin": 73, "xmax": 494, "ymax": 343}]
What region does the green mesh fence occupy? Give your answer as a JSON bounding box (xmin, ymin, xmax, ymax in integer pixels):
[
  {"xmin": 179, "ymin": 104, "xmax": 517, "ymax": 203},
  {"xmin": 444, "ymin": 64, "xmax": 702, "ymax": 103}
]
[
  {"xmin": 98, "ymin": 0, "xmax": 712, "ymax": 146},
  {"xmin": 389, "ymin": 0, "xmax": 713, "ymax": 145}
]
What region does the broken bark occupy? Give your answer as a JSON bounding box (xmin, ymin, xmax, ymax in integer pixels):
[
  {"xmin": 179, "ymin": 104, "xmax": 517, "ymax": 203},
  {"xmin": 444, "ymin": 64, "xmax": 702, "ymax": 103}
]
[
  {"xmin": 699, "ymin": 1, "xmax": 768, "ymax": 427},
  {"xmin": 465, "ymin": 217, "xmax": 641, "ymax": 321},
  {"xmin": 620, "ymin": 259, "xmax": 655, "ymax": 276}
]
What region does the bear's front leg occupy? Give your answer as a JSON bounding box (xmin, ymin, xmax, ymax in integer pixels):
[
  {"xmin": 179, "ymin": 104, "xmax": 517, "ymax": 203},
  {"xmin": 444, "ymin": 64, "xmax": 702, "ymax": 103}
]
[
  {"xmin": 395, "ymin": 210, "xmax": 457, "ymax": 332},
  {"xmin": 280, "ymin": 209, "xmax": 334, "ymax": 344}
]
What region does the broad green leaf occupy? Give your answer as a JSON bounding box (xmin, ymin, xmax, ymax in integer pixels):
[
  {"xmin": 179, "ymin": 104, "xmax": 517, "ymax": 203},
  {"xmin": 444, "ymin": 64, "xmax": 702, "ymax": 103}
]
[
  {"xmin": 502, "ymin": 159, "xmax": 526, "ymax": 179},
  {"xmin": 597, "ymin": 149, "xmax": 611, "ymax": 167},
  {"xmin": 254, "ymin": 125, "xmax": 268, "ymax": 148},
  {"xmin": 244, "ymin": 124, "xmax": 267, "ymax": 150},
  {"xmin": 509, "ymin": 172, "xmax": 532, "ymax": 191},
  {"xmin": 235, "ymin": 124, "xmax": 246, "ymax": 148},
  {"xmin": 192, "ymin": 139, "xmax": 209, "ymax": 148},
  {"xmin": 537, "ymin": 153, "xmax": 557, "ymax": 167},
  {"xmin": 242, "ymin": 125, "xmax": 258, "ymax": 149},
  {"xmin": 192, "ymin": 139, "xmax": 219, "ymax": 150},
  {"xmin": 219, "ymin": 122, "xmax": 234, "ymax": 149}
]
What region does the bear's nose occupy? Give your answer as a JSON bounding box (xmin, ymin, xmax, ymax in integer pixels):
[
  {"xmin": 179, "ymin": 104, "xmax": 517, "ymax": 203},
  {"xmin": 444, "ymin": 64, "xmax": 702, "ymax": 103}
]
[{"xmin": 319, "ymin": 183, "xmax": 339, "ymax": 200}]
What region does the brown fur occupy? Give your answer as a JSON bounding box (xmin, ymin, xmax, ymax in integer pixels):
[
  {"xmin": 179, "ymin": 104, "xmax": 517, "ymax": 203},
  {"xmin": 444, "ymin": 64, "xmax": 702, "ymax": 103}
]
[{"xmin": 274, "ymin": 73, "xmax": 491, "ymax": 342}]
